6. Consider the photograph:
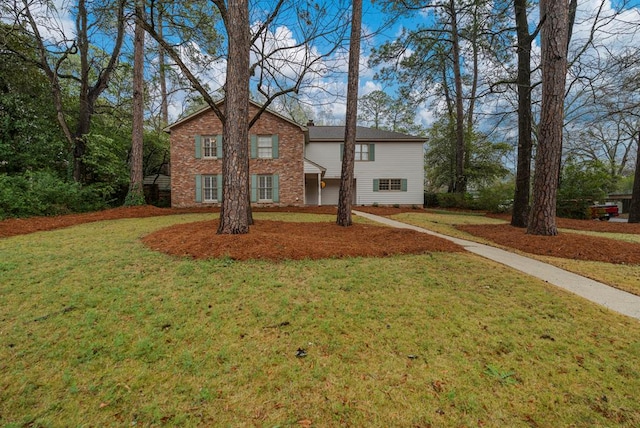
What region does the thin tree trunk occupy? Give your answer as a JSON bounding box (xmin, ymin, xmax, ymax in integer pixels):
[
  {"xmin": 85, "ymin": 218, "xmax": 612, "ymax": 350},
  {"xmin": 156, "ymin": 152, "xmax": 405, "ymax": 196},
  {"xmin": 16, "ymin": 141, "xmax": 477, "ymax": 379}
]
[
  {"xmin": 158, "ymin": 11, "xmax": 169, "ymax": 127},
  {"xmin": 126, "ymin": 14, "xmax": 145, "ymax": 206},
  {"xmin": 218, "ymin": 0, "xmax": 250, "ymax": 234},
  {"xmin": 450, "ymin": 0, "xmax": 466, "ymax": 194},
  {"xmin": 511, "ymin": 0, "xmax": 534, "ymax": 228},
  {"xmin": 629, "ymin": 131, "xmax": 640, "ymax": 223},
  {"xmin": 337, "ymin": 0, "xmax": 362, "ymax": 227},
  {"xmin": 528, "ymin": 0, "xmax": 569, "ymax": 236},
  {"xmin": 467, "ymin": 2, "xmax": 479, "ymax": 134},
  {"xmin": 73, "ymin": 0, "xmax": 91, "ymax": 183}
]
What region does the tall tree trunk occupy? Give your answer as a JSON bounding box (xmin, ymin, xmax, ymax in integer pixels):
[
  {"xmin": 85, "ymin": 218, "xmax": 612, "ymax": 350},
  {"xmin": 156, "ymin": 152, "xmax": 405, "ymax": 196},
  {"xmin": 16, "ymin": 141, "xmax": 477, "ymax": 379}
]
[
  {"xmin": 73, "ymin": 0, "xmax": 91, "ymax": 183},
  {"xmin": 467, "ymin": 1, "xmax": 479, "ymax": 135},
  {"xmin": 528, "ymin": 0, "xmax": 569, "ymax": 236},
  {"xmin": 511, "ymin": 0, "xmax": 534, "ymax": 228},
  {"xmin": 158, "ymin": 11, "xmax": 169, "ymax": 127},
  {"xmin": 629, "ymin": 131, "xmax": 640, "ymax": 223},
  {"xmin": 337, "ymin": 0, "xmax": 362, "ymax": 227},
  {"xmin": 126, "ymin": 14, "xmax": 146, "ymax": 206},
  {"xmin": 218, "ymin": 0, "xmax": 250, "ymax": 234},
  {"xmin": 450, "ymin": 0, "xmax": 466, "ymax": 194}
]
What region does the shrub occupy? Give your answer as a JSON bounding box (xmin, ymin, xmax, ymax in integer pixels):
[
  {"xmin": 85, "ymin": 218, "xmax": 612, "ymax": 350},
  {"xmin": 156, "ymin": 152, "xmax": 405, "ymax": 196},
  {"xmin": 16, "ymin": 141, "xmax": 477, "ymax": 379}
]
[
  {"xmin": 475, "ymin": 181, "xmax": 515, "ymax": 213},
  {"xmin": 556, "ymin": 198, "xmax": 592, "ymax": 220},
  {"xmin": 0, "ymin": 171, "xmax": 106, "ymax": 219},
  {"xmin": 424, "ymin": 192, "xmax": 438, "ymax": 208},
  {"xmin": 436, "ymin": 192, "xmax": 474, "ymax": 209}
]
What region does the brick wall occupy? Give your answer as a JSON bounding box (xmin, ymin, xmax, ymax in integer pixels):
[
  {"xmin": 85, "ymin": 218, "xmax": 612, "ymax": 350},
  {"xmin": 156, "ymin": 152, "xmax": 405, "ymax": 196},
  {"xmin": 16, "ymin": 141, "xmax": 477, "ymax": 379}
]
[{"xmin": 169, "ymin": 104, "xmax": 305, "ymax": 208}]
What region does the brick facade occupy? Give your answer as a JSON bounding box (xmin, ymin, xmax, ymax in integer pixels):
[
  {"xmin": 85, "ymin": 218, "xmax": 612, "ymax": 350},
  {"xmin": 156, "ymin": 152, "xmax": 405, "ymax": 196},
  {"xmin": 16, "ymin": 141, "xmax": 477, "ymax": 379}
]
[{"xmin": 169, "ymin": 104, "xmax": 306, "ymax": 208}]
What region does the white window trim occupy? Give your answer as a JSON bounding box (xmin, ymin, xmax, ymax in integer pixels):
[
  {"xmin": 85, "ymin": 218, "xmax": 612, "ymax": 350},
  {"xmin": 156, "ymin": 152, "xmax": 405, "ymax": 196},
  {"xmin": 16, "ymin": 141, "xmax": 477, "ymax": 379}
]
[
  {"xmin": 355, "ymin": 144, "xmax": 369, "ymax": 161},
  {"xmin": 203, "ymin": 175, "xmax": 218, "ymax": 202},
  {"xmin": 257, "ymin": 135, "xmax": 273, "ymax": 159},
  {"xmin": 379, "ymin": 178, "xmax": 402, "ymax": 192},
  {"xmin": 202, "ymin": 136, "xmax": 217, "ymax": 159},
  {"xmin": 258, "ymin": 175, "xmax": 273, "ymax": 201}
]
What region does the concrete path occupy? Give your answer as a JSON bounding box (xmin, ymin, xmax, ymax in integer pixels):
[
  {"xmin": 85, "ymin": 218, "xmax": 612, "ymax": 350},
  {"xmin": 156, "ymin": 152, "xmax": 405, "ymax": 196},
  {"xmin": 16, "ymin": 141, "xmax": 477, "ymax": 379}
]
[{"xmin": 354, "ymin": 210, "xmax": 640, "ymax": 321}]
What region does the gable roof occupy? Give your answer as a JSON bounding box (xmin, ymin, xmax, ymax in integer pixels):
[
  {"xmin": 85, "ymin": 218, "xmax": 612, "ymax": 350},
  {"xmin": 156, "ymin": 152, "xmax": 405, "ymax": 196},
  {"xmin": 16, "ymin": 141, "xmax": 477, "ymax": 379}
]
[
  {"xmin": 164, "ymin": 99, "xmax": 307, "ymax": 132},
  {"xmin": 307, "ymin": 126, "xmax": 426, "ymax": 143}
]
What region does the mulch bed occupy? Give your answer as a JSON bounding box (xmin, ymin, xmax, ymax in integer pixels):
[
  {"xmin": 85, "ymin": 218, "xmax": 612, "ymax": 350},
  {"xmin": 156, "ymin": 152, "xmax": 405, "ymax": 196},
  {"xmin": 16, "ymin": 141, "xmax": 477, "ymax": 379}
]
[
  {"xmin": 142, "ymin": 219, "xmax": 463, "ymax": 261},
  {"xmin": 457, "ymin": 223, "xmax": 640, "ymax": 265},
  {"xmin": 488, "ymin": 213, "xmax": 640, "ymax": 235},
  {"xmin": 2, "ymin": 205, "xmax": 639, "ymax": 263}
]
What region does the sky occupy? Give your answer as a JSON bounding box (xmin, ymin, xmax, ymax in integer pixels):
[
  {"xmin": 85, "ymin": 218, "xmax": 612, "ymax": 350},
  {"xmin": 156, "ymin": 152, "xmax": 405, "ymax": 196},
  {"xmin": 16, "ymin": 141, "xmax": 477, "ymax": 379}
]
[{"xmin": 13, "ymin": 0, "xmax": 640, "ymax": 130}]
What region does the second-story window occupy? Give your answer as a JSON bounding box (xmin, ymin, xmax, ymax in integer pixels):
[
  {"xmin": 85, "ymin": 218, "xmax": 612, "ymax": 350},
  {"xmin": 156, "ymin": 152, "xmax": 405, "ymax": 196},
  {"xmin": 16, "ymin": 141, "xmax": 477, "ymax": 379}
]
[
  {"xmin": 257, "ymin": 135, "xmax": 273, "ymax": 158},
  {"xmin": 355, "ymin": 144, "xmax": 369, "ymax": 161},
  {"xmin": 203, "ymin": 136, "xmax": 217, "ymax": 158}
]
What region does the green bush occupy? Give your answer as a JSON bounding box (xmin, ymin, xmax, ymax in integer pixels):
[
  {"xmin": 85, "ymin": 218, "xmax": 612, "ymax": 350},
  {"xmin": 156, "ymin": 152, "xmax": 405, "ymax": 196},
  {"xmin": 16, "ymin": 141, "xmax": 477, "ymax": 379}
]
[
  {"xmin": 556, "ymin": 198, "xmax": 592, "ymax": 220},
  {"xmin": 423, "ymin": 192, "xmax": 438, "ymax": 207},
  {"xmin": 475, "ymin": 181, "xmax": 515, "ymax": 213},
  {"xmin": 0, "ymin": 171, "xmax": 106, "ymax": 219},
  {"xmin": 436, "ymin": 192, "xmax": 474, "ymax": 209}
]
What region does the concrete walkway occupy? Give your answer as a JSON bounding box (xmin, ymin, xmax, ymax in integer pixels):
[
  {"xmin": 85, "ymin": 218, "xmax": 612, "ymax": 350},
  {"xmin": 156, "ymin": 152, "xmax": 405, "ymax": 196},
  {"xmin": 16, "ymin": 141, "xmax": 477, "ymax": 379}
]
[{"xmin": 354, "ymin": 210, "xmax": 640, "ymax": 321}]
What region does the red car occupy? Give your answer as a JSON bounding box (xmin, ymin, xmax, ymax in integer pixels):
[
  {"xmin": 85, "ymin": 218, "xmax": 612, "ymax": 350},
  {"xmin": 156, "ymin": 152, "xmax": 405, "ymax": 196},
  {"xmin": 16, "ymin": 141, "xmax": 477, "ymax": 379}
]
[{"xmin": 590, "ymin": 204, "xmax": 619, "ymax": 221}]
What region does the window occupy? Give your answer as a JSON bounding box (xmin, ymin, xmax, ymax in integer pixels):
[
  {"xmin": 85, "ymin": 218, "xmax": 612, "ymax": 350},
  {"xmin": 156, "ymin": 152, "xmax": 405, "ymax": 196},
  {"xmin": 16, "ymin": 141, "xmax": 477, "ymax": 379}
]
[
  {"xmin": 251, "ymin": 174, "xmax": 279, "ymax": 203},
  {"xmin": 251, "ymin": 135, "xmax": 279, "ymax": 159},
  {"xmin": 375, "ymin": 178, "xmax": 406, "ymax": 192},
  {"xmin": 341, "ymin": 143, "xmax": 374, "ymax": 161},
  {"xmin": 203, "ymin": 175, "xmax": 218, "ymax": 201},
  {"xmin": 195, "ymin": 135, "xmax": 222, "ymax": 159},
  {"xmin": 258, "ymin": 175, "xmax": 273, "ymax": 201},
  {"xmin": 355, "ymin": 144, "xmax": 369, "ymax": 161},
  {"xmin": 203, "ymin": 136, "xmax": 217, "ymax": 158},
  {"xmin": 257, "ymin": 135, "xmax": 273, "ymax": 158}
]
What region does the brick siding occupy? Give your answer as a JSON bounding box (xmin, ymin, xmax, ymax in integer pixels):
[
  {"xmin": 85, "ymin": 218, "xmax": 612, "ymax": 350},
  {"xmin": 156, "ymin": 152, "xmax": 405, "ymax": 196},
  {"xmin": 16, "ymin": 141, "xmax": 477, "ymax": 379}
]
[{"xmin": 169, "ymin": 104, "xmax": 305, "ymax": 208}]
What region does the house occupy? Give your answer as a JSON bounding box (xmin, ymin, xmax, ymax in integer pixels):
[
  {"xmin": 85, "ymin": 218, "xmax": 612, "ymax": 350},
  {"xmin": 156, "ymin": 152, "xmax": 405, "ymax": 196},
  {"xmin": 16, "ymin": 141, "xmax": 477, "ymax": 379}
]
[
  {"xmin": 143, "ymin": 173, "xmax": 171, "ymax": 206},
  {"xmin": 166, "ymin": 101, "xmax": 426, "ymax": 208}
]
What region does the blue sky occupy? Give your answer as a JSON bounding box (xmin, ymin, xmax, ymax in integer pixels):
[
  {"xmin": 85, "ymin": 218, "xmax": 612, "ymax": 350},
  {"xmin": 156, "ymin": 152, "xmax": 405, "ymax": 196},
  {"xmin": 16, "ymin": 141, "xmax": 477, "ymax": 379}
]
[{"xmin": 18, "ymin": 0, "xmax": 640, "ymax": 129}]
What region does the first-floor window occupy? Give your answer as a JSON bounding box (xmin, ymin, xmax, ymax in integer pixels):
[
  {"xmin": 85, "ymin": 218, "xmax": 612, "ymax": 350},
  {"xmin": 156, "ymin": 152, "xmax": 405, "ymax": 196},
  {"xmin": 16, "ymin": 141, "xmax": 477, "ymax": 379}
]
[
  {"xmin": 203, "ymin": 175, "xmax": 218, "ymax": 201},
  {"xmin": 258, "ymin": 175, "xmax": 273, "ymax": 201},
  {"xmin": 378, "ymin": 178, "xmax": 403, "ymax": 191}
]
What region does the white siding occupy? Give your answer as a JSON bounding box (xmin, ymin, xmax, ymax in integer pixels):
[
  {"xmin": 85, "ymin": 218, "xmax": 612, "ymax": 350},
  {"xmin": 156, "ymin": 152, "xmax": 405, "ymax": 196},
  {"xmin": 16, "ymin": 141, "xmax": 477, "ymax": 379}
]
[
  {"xmin": 305, "ymin": 141, "xmax": 424, "ymax": 206},
  {"xmin": 322, "ymin": 179, "xmax": 341, "ymax": 205},
  {"xmin": 304, "ymin": 142, "xmax": 343, "ymax": 178}
]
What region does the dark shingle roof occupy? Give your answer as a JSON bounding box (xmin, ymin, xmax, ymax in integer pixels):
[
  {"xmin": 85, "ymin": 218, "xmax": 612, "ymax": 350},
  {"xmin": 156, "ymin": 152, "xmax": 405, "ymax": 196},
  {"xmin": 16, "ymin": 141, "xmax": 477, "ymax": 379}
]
[{"xmin": 307, "ymin": 126, "xmax": 425, "ymax": 143}]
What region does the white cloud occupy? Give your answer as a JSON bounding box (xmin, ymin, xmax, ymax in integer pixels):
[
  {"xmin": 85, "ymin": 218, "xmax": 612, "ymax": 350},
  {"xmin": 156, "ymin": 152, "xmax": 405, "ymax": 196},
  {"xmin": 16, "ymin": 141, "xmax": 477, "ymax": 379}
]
[
  {"xmin": 1, "ymin": 0, "xmax": 76, "ymax": 47},
  {"xmin": 361, "ymin": 80, "xmax": 382, "ymax": 95}
]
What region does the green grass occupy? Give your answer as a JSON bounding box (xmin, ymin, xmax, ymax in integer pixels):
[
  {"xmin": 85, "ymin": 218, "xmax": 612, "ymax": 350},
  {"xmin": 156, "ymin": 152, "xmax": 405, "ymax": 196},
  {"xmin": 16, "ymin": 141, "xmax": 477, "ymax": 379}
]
[
  {"xmin": 392, "ymin": 211, "xmax": 640, "ymax": 296},
  {"xmin": 1, "ymin": 213, "xmax": 640, "ymax": 426},
  {"xmin": 560, "ymin": 228, "xmax": 640, "ymax": 244},
  {"xmin": 389, "ymin": 211, "xmax": 507, "ymax": 241}
]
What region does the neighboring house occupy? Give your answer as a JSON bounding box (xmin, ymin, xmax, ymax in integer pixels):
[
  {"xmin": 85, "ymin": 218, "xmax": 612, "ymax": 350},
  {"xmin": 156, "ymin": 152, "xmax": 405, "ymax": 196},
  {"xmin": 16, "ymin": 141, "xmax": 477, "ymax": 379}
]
[
  {"xmin": 166, "ymin": 101, "xmax": 426, "ymax": 208},
  {"xmin": 143, "ymin": 173, "xmax": 171, "ymax": 206}
]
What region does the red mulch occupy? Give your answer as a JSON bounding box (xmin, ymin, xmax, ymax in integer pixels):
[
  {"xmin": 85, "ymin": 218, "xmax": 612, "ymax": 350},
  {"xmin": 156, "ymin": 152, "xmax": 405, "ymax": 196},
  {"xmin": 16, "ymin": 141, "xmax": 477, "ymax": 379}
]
[
  {"xmin": 2, "ymin": 206, "xmax": 639, "ymax": 263},
  {"xmin": 488, "ymin": 213, "xmax": 640, "ymax": 235},
  {"xmin": 457, "ymin": 223, "xmax": 640, "ymax": 265},
  {"xmin": 141, "ymin": 219, "xmax": 463, "ymax": 261}
]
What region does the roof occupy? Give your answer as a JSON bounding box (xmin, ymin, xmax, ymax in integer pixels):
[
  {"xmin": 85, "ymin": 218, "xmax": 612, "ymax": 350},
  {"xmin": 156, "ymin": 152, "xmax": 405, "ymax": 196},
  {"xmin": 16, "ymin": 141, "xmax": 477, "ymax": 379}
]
[
  {"xmin": 304, "ymin": 158, "xmax": 327, "ymax": 176},
  {"xmin": 307, "ymin": 126, "xmax": 426, "ymax": 143},
  {"xmin": 164, "ymin": 99, "xmax": 307, "ymax": 132}
]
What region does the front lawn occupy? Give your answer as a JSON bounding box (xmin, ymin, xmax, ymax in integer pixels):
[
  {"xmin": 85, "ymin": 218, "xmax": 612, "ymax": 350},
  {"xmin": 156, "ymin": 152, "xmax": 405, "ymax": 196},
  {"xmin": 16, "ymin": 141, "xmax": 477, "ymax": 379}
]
[
  {"xmin": 392, "ymin": 211, "xmax": 640, "ymax": 297},
  {"xmin": 1, "ymin": 213, "xmax": 639, "ymax": 427}
]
